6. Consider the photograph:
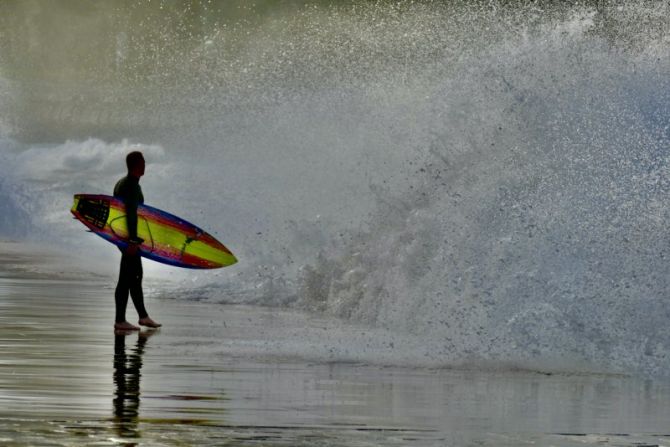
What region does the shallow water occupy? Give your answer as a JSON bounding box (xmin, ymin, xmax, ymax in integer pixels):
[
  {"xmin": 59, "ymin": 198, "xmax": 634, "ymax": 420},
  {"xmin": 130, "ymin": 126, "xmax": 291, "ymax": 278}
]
[{"xmin": 1, "ymin": 259, "xmax": 670, "ymax": 446}]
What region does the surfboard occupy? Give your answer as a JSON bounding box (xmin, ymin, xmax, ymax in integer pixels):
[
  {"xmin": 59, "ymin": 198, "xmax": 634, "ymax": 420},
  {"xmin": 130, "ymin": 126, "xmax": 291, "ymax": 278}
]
[{"xmin": 71, "ymin": 194, "xmax": 237, "ymax": 269}]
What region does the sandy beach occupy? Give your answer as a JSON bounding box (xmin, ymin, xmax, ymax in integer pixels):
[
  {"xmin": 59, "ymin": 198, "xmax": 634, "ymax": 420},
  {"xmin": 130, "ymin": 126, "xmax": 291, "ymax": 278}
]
[{"xmin": 0, "ymin": 243, "xmax": 668, "ymax": 446}]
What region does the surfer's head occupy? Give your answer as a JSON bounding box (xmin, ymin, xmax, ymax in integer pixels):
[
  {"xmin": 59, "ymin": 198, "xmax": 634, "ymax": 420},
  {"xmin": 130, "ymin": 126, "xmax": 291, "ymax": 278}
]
[{"xmin": 126, "ymin": 151, "xmax": 145, "ymax": 178}]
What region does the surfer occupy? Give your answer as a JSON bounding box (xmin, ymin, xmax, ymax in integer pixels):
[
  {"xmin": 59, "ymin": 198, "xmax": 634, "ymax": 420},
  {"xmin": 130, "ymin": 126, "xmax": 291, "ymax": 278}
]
[{"xmin": 113, "ymin": 151, "xmax": 161, "ymax": 331}]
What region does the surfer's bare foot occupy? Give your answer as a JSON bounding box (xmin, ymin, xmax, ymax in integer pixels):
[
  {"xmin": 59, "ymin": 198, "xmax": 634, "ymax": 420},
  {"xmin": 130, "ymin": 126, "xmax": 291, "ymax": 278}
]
[
  {"xmin": 139, "ymin": 317, "xmax": 162, "ymax": 328},
  {"xmin": 114, "ymin": 321, "xmax": 140, "ymax": 331}
]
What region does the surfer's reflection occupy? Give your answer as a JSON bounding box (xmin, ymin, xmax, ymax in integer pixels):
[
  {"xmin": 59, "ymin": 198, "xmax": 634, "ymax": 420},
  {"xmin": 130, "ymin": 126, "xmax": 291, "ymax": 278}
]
[{"xmin": 113, "ymin": 330, "xmax": 157, "ymax": 441}]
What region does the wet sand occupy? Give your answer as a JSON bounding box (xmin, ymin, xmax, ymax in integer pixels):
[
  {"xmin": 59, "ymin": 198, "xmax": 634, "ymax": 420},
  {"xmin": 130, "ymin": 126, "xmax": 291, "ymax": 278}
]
[{"xmin": 2, "ymin": 243, "xmax": 670, "ymax": 446}]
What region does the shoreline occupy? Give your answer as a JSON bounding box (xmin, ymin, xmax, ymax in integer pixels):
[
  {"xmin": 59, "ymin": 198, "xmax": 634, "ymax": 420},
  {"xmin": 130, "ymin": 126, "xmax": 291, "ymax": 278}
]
[
  {"xmin": 0, "ymin": 241, "xmax": 652, "ymax": 378},
  {"xmin": 2, "ymin": 242, "xmax": 670, "ymax": 446},
  {"xmin": 0, "ymin": 240, "xmax": 111, "ymax": 281}
]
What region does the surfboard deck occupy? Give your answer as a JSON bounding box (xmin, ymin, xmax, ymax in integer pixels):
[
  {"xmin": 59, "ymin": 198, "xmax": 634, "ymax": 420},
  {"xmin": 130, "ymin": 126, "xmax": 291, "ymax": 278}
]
[{"xmin": 71, "ymin": 194, "xmax": 237, "ymax": 269}]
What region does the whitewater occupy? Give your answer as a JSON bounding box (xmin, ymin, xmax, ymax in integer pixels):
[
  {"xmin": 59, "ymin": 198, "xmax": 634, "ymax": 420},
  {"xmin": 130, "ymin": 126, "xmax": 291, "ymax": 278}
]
[{"xmin": 1, "ymin": 1, "xmax": 670, "ymax": 378}]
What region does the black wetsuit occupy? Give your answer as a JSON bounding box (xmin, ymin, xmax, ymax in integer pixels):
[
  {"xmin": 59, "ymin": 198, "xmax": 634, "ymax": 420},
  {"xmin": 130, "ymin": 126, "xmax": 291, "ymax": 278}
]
[{"xmin": 113, "ymin": 175, "xmax": 148, "ymax": 323}]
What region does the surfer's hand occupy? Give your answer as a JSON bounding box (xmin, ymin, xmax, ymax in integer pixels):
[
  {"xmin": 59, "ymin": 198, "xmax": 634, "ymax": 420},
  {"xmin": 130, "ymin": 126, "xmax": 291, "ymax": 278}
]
[
  {"xmin": 125, "ymin": 238, "xmax": 142, "ymax": 255},
  {"xmin": 125, "ymin": 243, "xmax": 139, "ymax": 256}
]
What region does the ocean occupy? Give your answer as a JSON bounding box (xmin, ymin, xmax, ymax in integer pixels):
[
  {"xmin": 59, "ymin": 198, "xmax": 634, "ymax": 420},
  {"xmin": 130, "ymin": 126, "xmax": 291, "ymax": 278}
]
[{"xmin": 1, "ymin": 0, "xmax": 670, "ymax": 387}]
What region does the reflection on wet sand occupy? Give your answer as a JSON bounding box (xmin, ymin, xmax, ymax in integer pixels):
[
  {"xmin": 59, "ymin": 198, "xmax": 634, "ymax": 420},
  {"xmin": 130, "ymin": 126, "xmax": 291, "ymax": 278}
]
[{"xmin": 113, "ymin": 330, "xmax": 158, "ymax": 443}]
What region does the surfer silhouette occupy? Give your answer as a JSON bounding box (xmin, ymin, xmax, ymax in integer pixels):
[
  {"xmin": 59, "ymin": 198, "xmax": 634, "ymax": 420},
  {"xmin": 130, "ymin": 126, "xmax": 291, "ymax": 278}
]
[{"xmin": 113, "ymin": 151, "xmax": 161, "ymax": 331}]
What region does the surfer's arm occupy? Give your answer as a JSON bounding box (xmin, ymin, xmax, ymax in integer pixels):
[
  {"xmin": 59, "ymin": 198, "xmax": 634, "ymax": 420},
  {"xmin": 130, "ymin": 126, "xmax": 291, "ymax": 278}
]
[
  {"xmin": 121, "ymin": 188, "xmax": 143, "ymax": 244},
  {"xmin": 114, "ymin": 176, "xmax": 144, "ymax": 245},
  {"xmin": 126, "ymin": 202, "xmax": 139, "ymax": 241},
  {"xmin": 125, "ymin": 198, "xmax": 145, "ymax": 245}
]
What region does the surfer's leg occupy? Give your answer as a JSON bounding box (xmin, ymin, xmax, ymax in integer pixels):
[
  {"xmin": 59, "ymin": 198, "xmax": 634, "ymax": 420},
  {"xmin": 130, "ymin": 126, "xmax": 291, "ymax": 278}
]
[
  {"xmin": 126, "ymin": 256, "xmax": 162, "ymax": 328},
  {"xmin": 128, "ymin": 255, "xmax": 149, "ymax": 320},
  {"xmin": 114, "ymin": 255, "xmax": 131, "ymax": 323}
]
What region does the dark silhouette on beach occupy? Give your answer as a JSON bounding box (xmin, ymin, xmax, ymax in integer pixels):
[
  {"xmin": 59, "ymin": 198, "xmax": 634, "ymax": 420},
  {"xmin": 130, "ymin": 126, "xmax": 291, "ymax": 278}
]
[{"xmin": 113, "ymin": 151, "xmax": 161, "ymax": 331}]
